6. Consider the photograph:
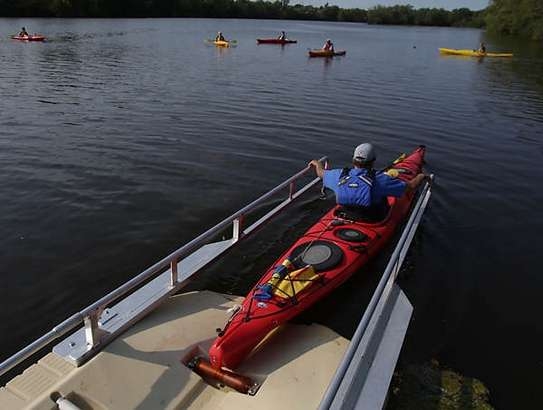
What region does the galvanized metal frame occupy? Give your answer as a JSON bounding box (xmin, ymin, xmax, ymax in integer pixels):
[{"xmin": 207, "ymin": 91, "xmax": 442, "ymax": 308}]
[{"xmin": 0, "ymin": 158, "xmax": 326, "ymax": 376}]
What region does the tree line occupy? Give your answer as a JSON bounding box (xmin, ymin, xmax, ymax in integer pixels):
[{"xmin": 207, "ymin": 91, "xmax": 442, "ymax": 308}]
[
  {"xmin": 485, "ymin": 0, "xmax": 543, "ymax": 40},
  {"xmin": 3, "ymin": 0, "xmax": 543, "ymax": 39},
  {"xmin": 0, "ymin": 0, "xmax": 483, "ymax": 28},
  {"xmin": 0, "ymin": 0, "xmax": 366, "ymax": 20},
  {"xmin": 367, "ymin": 5, "xmax": 485, "ymax": 27}
]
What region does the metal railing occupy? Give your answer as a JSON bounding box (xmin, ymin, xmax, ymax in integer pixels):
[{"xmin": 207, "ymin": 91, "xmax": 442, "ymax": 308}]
[
  {"xmin": 0, "ymin": 158, "xmax": 327, "ymax": 377},
  {"xmin": 318, "ymin": 175, "xmax": 433, "ymax": 409}
]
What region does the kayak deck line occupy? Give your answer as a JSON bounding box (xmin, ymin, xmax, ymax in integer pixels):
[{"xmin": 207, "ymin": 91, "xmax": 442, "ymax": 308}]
[{"xmin": 0, "ymin": 158, "xmax": 433, "ymax": 410}]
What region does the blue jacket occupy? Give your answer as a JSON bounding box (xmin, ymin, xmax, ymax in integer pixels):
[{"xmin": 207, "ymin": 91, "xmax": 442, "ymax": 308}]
[{"xmin": 323, "ymin": 168, "xmax": 406, "ymax": 207}]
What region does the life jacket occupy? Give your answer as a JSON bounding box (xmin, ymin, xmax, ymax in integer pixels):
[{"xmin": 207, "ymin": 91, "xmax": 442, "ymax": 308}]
[{"xmin": 336, "ymin": 167, "xmax": 376, "ymax": 207}]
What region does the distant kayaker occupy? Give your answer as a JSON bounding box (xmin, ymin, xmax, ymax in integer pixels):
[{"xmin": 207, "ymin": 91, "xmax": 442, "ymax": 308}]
[
  {"xmin": 19, "ymin": 27, "xmax": 29, "ymax": 37},
  {"xmin": 309, "ymin": 143, "xmax": 430, "ymax": 219},
  {"xmin": 322, "ymin": 39, "xmax": 334, "ymax": 52},
  {"xmin": 278, "ymin": 31, "xmax": 287, "ymax": 40},
  {"xmin": 215, "ymin": 32, "xmax": 225, "ymax": 41},
  {"xmin": 478, "ymin": 42, "xmax": 486, "ymax": 53}
]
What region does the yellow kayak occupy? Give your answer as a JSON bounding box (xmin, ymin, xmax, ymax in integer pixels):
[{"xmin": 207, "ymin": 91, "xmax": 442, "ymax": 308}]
[
  {"xmin": 308, "ymin": 49, "xmax": 346, "ymax": 58},
  {"xmin": 211, "ymin": 40, "xmax": 237, "ymax": 47},
  {"xmin": 213, "ymin": 40, "xmax": 230, "ymax": 47},
  {"xmin": 439, "ymin": 48, "xmax": 513, "ymax": 58}
]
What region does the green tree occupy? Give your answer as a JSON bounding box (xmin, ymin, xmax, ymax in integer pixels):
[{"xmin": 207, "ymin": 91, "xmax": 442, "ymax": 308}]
[
  {"xmin": 486, "ymin": 0, "xmax": 543, "ymax": 39},
  {"xmin": 0, "ymin": 0, "xmax": 486, "ymax": 27}
]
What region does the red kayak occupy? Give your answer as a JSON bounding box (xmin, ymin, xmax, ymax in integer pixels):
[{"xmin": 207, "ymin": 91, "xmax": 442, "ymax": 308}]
[
  {"xmin": 11, "ymin": 35, "xmax": 46, "ymax": 42},
  {"xmin": 257, "ymin": 38, "xmax": 297, "ymax": 45},
  {"xmin": 208, "ymin": 146, "xmax": 426, "ymax": 370}
]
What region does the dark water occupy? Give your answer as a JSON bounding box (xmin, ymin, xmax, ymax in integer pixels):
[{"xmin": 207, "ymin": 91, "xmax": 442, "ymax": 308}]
[{"xmin": 1, "ymin": 18, "xmax": 543, "ymax": 408}]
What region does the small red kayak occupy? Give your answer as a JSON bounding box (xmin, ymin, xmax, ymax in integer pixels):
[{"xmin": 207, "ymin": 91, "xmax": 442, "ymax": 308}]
[
  {"xmin": 11, "ymin": 35, "xmax": 46, "ymax": 42},
  {"xmin": 208, "ymin": 146, "xmax": 426, "ymax": 370},
  {"xmin": 257, "ymin": 38, "xmax": 297, "ymax": 45},
  {"xmin": 308, "ymin": 49, "xmax": 346, "ymax": 57}
]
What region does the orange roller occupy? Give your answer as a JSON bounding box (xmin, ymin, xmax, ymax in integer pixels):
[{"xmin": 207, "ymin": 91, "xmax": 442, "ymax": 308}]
[{"xmin": 188, "ymin": 356, "xmax": 259, "ymax": 395}]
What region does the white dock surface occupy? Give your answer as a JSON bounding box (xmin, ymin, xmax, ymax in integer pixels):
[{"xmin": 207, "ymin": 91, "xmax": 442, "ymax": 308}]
[{"xmin": 1, "ymin": 290, "xmax": 348, "ymax": 409}]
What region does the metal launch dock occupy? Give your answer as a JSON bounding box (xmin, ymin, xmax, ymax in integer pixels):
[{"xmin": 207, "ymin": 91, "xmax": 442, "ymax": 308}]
[{"xmin": 0, "ymin": 160, "xmax": 432, "ymax": 409}]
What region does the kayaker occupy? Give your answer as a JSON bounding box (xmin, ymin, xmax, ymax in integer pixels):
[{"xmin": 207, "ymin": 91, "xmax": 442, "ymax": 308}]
[
  {"xmin": 278, "ymin": 31, "xmax": 287, "ymax": 40},
  {"xmin": 309, "ymin": 143, "xmax": 430, "ymax": 220},
  {"xmin": 215, "ymin": 32, "xmax": 225, "ymax": 41},
  {"xmin": 19, "ymin": 27, "xmax": 29, "ymax": 37},
  {"xmin": 322, "ymin": 39, "xmax": 334, "ymax": 52},
  {"xmin": 478, "ymin": 42, "xmax": 486, "ymax": 53}
]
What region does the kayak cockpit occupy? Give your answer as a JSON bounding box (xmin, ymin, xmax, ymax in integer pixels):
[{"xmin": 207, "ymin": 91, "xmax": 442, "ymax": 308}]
[{"xmin": 334, "ymin": 203, "xmax": 391, "ymax": 223}]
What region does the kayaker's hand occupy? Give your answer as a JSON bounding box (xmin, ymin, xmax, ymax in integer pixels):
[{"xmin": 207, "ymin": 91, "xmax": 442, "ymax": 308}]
[
  {"xmin": 406, "ymin": 172, "xmax": 430, "ymax": 192},
  {"xmin": 308, "ymin": 159, "xmax": 324, "ymax": 178}
]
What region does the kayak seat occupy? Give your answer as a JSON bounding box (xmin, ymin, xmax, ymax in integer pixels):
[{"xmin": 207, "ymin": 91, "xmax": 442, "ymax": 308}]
[{"xmin": 334, "ymin": 202, "xmax": 389, "ymax": 223}]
